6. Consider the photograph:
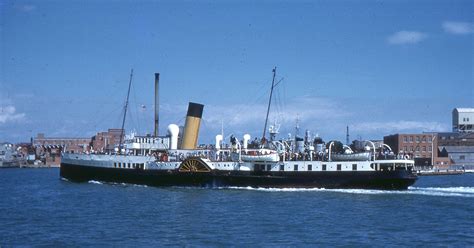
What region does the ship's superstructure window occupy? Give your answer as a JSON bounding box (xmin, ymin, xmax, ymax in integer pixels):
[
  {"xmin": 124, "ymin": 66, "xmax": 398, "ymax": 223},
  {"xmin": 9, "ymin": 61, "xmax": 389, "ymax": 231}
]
[
  {"xmin": 337, "ymin": 164, "xmax": 341, "ymax": 171},
  {"xmin": 266, "ymin": 164, "xmax": 271, "ymax": 171},
  {"xmin": 308, "ymin": 164, "xmax": 312, "ymax": 171},
  {"xmin": 294, "ymin": 164, "xmax": 298, "ymax": 171},
  {"xmin": 322, "ymin": 164, "xmax": 326, "ymax": 171},
  {"xmin": 352, "ymin": 164, "xmax": 357, "ymax": 171},
  {"xmin": 280, "ymin": 164, "xmax": 284, "ymax": 171},
  {"xmin": 114, "ymin": 163, "xmax": 117, "ymax": 168}
]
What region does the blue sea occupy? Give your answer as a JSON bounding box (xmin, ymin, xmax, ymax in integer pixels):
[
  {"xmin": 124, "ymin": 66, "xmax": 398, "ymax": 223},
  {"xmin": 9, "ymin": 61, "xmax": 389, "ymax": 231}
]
[{"xmin": 1, "ymin": 169, "xmax": 473, "ymax": 247}]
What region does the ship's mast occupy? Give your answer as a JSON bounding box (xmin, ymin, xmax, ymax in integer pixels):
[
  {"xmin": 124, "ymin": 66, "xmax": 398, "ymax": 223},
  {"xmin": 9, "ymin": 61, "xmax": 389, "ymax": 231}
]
[
  {"xmin": 262, "ymin": 67, "xmax": 277, "ymax": 144},
  {"xmin": 118, "ymin": 69, "xmax": 133, "ymax": 154}
]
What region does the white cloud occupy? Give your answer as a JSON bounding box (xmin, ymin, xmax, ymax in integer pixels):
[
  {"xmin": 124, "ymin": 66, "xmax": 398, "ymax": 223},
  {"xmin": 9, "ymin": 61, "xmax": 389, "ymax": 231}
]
[
  {"xmin": 351, "ymin": 121, "xmax": 449, "ymax": 134},
  {"xmin": 0, "ymin": 106, "xmax": 26, "ymax": 124},
  {"xmin": 442, "ymin": 21, "xmax": 474, "ymax": 35},
  {"xmin": 387, "ymin": 31, "xmax": 427, "ymax": 45}
]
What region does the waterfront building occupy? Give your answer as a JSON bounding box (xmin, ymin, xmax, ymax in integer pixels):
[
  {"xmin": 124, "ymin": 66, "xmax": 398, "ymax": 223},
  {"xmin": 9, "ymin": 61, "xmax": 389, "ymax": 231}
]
[
  {"xmin": 91, "ymin": 129, "xmax": 124, "ymax": 153},
  {"xmin": 383, "ymin": 133, "xmax": 447, "ymax": 169},
  {"xmin": 452, "ymin": 108, "xmax": 474, "ymax": 133},
  {"xmin": 33, "ymin": 133, "xmax": 91, "ymax": 165},
  {"xmin": 438, "ymin": 146, "xmax": 474, "ymax": 170},
  {"xmin": 384, "ymin": 132, "xmax": 474, "ymax": 170},
  {"xmin": 437, "ymin": 132, "xmax": 474, "ymax": 170}
]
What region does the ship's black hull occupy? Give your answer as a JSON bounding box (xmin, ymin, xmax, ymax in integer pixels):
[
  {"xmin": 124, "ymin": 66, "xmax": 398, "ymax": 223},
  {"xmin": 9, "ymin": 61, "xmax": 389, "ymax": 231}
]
[{"xmin": 60, "ymin": 163, "xmax": 417, "ymax": 190}]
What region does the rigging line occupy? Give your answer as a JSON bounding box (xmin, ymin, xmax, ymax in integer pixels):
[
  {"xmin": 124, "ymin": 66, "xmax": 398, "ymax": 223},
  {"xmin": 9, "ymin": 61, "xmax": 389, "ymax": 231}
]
[
  {"xmin": 277, "ymin": 79, "xmax": 286, "ymax": 116},
  {"xmin": 230, "ymin": 82, "xmax": 271, "ymax": 124},
  {"xmin": 127, "ymin": 104, "xmax": 136, "ymax": 135},
  {"xmin": 83, "ymin": 77, "xmax": 127, "ymax": 136},
  {"xmin": 91, "ymin": 105, "xmax": 124, "ymax": 130},
  {"xmin": 130, "ymin": 81, "xmax": 141, "ymax": 135},
  {"xmin": 228, "ymin": 78, "xmax": 269, "ymax": 119}
]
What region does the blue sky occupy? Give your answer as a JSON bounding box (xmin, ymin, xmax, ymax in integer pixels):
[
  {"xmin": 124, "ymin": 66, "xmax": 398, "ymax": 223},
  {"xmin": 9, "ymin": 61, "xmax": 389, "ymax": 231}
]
[{"xmin": 1, "ymin": 0, "xmax": 473, "ymax": 144}]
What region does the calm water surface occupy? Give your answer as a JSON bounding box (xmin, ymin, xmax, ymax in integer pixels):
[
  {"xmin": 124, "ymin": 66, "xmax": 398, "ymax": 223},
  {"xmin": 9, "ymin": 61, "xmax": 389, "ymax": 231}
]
[{"xmin": 1, "ymin": 168, "xmax": 473, "ymax": 246}]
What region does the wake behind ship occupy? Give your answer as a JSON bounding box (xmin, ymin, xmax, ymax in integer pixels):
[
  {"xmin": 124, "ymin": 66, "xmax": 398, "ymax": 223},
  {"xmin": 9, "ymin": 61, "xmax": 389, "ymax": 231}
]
[{"xmin": 60, "ymin": 70, "xmax": 417, "ymax": 190}]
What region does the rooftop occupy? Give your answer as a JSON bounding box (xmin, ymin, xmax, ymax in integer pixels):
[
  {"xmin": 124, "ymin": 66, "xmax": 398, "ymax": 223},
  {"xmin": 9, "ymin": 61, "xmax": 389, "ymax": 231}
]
[{"xmin": 453, "ymin": 108, "xmax": 474, "ymax": 113}]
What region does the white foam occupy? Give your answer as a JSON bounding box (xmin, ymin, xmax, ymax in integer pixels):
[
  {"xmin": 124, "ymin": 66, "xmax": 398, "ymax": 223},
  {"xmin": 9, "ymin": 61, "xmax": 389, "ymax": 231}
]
[
  {"xmin": 223, "ymin": 186, "xmax": 326, "ymax": 192},
  {"xmin": 88, "ymin": 180, "xmax": 104, "ymax": 185},
  {"xmin": 87, "ymin": 180, "xmax": 148, "ymax": 188},
  {"xmin": 409, "ymin": 186, "xmax": 474, "ymax": 194},
  {"xmin": 220, "ymin": 186, "xmax": 474, "ymax": 198}
]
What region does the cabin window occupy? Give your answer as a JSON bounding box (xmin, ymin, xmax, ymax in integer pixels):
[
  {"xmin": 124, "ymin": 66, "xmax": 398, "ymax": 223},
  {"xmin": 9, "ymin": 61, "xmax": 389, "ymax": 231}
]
[
  {"xmin": 322, "ymin": 164, "xmax": 326, "ymax": 171},
  {"xmin": 352, "ymin": 164, "xmax": 357, "ymax": 171},
  {"xmin": 308, "ymin": 164, "xmax": 312, "ymax": 171},
  {"xmin": 114, "ymin": 163, "xmax": 117, "ymax": 168},
  {"xmin": 294, "ymin": 165, "xmax": 298, "ymax": 171},
  {"xmin": 280, "ymin": 164, "xmax": 284, "ymax": 171},
  {"xmin": 266, "ymin": 164, "xmax": 272, "ymax": 171},
  {"xmin": 337, "ymin": 164, "xmax": 341, "ymax": 171}
]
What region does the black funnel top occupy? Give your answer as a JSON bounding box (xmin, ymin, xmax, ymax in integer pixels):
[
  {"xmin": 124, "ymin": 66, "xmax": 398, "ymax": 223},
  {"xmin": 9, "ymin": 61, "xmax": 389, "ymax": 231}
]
[{"xmin": 186, "ymin": 102, "xmax": 204, "ymax": 118}]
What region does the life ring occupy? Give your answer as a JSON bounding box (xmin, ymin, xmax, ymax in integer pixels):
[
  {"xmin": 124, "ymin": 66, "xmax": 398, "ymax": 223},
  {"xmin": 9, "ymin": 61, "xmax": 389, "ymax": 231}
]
[{"xmin": 404, "ymin": 155, "xmax": 410, "ymax": 160}]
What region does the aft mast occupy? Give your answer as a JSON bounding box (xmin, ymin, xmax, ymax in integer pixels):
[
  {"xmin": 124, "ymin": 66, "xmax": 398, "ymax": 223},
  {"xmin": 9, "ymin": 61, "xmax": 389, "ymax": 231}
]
[
  {"xmin": 261, "ymin": 67, "xmax": 277, "ymax": 144},
  {"xmin": 118, "ymin": 69, "xmax": 134, "ymax": 154}
]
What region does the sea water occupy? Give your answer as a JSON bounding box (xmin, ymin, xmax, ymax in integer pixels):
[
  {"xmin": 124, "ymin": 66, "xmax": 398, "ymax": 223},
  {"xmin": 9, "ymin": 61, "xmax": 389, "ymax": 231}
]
[{"xmin": 1, "ymin": 168, "xmax": 473, "ymax": 246}]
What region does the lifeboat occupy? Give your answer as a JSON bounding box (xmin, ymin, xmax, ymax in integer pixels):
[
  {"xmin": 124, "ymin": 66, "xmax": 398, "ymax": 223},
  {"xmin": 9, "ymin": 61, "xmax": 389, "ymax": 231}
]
[
  {"xmin": 331, "ymin": 152, "xmax": 371, "ymax": 161},
  {"xmin": 231, "ymin": 148, "xmax": 279, "ymax": 162}
]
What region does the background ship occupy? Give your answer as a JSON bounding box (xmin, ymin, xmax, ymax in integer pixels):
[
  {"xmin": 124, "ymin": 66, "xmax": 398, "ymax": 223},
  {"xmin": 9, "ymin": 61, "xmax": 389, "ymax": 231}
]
[{"xmin": 61, "ymin": 69, "xmax": 418, "ymax": 189}]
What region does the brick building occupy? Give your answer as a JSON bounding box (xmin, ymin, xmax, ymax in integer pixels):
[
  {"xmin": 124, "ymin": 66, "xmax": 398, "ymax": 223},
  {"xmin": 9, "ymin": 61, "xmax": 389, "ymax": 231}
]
[
  {"xmin": 91, "ymin": 129, "xmax": 124, "ymax": 153},
  {"xmin": 383, "ymin": 133, "xmax": 451, "ymax": 168},
  {"xmin": 33, "ymin": 133, "xmax": 91, "ymax": 165}
]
